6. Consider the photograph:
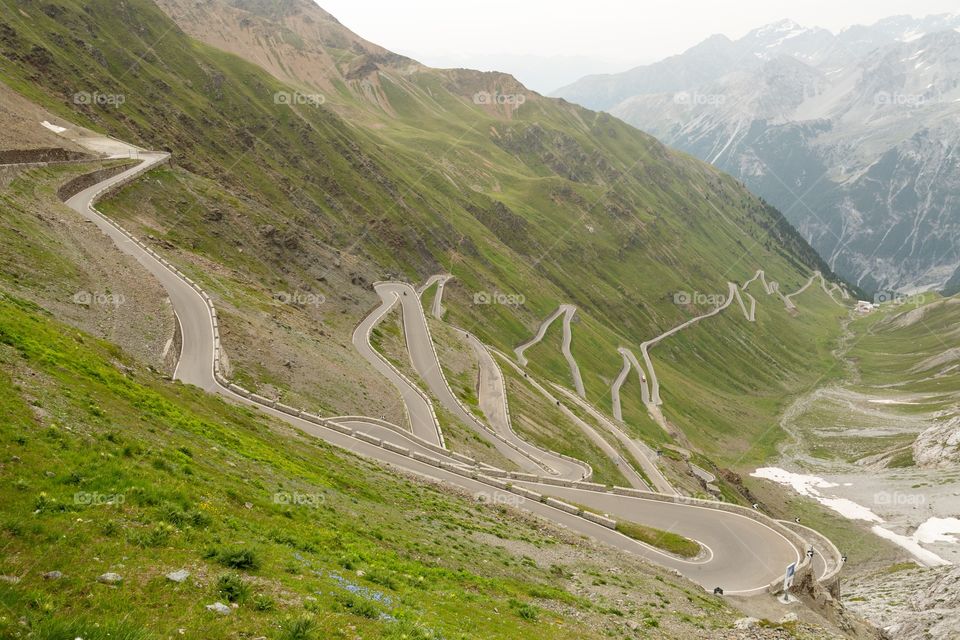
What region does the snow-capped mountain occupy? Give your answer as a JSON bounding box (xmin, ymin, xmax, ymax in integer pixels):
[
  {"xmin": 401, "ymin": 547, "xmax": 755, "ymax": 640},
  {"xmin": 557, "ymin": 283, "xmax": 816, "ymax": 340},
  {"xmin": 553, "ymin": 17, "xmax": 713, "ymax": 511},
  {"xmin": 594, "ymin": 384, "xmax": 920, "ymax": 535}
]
[{"xmin": 555, "ymin": 14, "xmax": 960, "ymax": 293}]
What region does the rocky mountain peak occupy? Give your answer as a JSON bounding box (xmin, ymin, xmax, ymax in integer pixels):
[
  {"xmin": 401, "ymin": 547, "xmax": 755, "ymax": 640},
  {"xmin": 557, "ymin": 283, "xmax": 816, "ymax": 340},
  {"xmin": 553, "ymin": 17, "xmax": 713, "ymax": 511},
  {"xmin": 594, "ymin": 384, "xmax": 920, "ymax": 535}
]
[{"xmin": 560, "ymin": 13, "xmax": 960, "ymax": 293}]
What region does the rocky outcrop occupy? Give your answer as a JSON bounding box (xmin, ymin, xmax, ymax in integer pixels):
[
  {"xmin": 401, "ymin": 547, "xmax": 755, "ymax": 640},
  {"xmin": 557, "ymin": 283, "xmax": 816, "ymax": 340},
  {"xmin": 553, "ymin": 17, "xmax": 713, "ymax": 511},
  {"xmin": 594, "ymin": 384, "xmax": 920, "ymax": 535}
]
[
  {"xmin": 846, "ymin": 565, "xmax": 960, "ymax": 640},
  {"xmin": 888, "ymin": 567, "xmax": 960, "ymax": 639},
  {"xmin": 0, "ymin": 148, "xmax": 91, "ymax": 164},
  {"xmin": 912, "ymin": 416, "xmax": 960, "ymax": 469}
]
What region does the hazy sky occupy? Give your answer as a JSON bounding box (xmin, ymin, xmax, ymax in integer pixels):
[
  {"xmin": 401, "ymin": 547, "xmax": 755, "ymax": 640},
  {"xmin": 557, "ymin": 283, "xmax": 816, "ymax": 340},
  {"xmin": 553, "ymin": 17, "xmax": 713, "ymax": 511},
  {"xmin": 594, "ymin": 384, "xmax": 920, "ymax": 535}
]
[{"xmin": 318, "ymin": 1, "xmax": 959, "ymax": 91}]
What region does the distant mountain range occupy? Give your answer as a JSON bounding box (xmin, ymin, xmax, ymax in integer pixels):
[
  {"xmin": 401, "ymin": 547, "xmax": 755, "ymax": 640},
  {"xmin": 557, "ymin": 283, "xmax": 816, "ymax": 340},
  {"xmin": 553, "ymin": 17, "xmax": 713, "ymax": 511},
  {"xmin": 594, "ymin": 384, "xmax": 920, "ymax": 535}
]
[{"xmin": 555, "ymin": 15, "xmax": 960, "ymax": 294}]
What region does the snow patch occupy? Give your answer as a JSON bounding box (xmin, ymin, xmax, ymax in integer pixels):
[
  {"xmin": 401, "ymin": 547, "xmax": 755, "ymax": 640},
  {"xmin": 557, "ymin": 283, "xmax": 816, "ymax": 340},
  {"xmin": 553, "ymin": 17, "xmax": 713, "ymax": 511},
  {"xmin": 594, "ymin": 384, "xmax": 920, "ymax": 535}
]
[
  {"xmin": 820, "ymin": 497, "xmax": 884, "ymax": 522},
  {"xmin": 751, "ymin": 467, "xmax": 883, "ymax": 522},
  {"xmin": 41, "ymin": 121, "xmax": 66, "ymax": 134},
  {"xmin": 751, "ymin": 467, "xmax": 837, "ymax": 494},
  {"xmin": 899, "ymin": 29, "xmax": 926, "ymax": 42},
  {"xmin": 915, "ymin": 517, "xmax": 960, "ymax": 545},
  {"xmin": 871, "ymin": 524, "xmax": 952, "ymax": 567}
]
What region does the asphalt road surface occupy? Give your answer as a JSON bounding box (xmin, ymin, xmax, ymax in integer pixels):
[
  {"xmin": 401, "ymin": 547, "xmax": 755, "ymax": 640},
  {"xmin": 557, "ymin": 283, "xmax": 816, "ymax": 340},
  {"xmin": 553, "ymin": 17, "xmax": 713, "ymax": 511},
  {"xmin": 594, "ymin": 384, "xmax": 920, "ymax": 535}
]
[
  {"xmin": 515, "ymin": 304, "xmax": 586, "ymax": 397},
  {"xmin": 352, "ymin": 286, "xmax": 444, "ymax": 445}
]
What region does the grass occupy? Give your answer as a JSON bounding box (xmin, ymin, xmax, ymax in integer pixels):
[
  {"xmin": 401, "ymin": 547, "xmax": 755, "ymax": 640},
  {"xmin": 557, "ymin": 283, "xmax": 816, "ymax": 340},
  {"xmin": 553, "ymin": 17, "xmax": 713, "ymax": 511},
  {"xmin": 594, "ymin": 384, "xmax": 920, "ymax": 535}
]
[
  {"xmin": 0, "ymin": 161, "xmax": 134, "ymax": 296},
  {"xmin": 881, "ymin": 562, "xmax": 920, "ymax": 574},
  {"xmin": 614, "ymin": 521, "xmax": 702, "ymax": 559},
  {"xmin": 886, "ymin": 448, "xmax": 916, "ymax": 468},
  {"xmin": 653, "ymin": 283, "xmax": 849, "ymax": 467},
  {"xmin": 420, "ymin": 281, "xmax": 440, "ymax": 320},
  {"xmin": 2, "ymin": 290, "xmax": 737, "ymax": 639},
  {"xmin": 776, "ymin": 294, "xmax": 959, "ymax": 472},
  {"xmin": 849, "ymin": 295, "xmax": 960, "ymax": 395},
  {"xmin": 428, "ymin": 318, "xmax": 483, "ymax": 418},
  {"xmin": 368, "ymin": 305, "xmax": 411, "ymax": 383},
  {"xmin": 557, "ymin": 499, "xmax": 700, "ymax": 558}
]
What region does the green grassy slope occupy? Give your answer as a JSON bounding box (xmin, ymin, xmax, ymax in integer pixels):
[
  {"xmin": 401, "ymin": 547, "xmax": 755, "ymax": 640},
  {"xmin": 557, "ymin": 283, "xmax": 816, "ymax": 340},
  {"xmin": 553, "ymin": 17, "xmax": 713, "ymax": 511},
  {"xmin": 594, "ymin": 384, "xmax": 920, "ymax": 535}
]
[
  {"xmin": 0, "ymin": 0, "xmax": 839, "ymax": 381},
  {"xmin": 849, "ymin": 295, "xmax": 960, "ymax": 395},
  {"xmin": 0, "ymin": 291, "xmax": 757, "ymax": 639}
]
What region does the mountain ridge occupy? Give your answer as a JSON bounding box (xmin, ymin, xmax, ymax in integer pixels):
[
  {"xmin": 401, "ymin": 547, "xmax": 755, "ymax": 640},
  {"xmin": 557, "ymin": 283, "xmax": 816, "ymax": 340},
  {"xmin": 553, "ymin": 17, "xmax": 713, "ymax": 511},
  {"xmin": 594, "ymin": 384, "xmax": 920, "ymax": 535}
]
[{"xmin": 555, "ymin": 14, "xmax": 960, "ymax": 293}]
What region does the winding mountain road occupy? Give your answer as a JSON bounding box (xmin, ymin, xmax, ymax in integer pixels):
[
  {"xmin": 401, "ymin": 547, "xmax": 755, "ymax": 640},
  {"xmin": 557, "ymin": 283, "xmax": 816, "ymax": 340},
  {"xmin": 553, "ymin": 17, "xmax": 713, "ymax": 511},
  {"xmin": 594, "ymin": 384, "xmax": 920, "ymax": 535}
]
[
  {"xmin": 611, "ymin": 347, "xmax": 649, "ymax": 420},
  {"xmin": 515, "ymin": 304, "xmax": 586, "ymax": 398},
  {"xmin": 783, "ymin": 271, "xmax": 846, "ymax": 310},
  {"xmin": 553, "ymin": 385, "xmax": 676, "ymax": 495},
  {"xmin": 742, "ymin": 269, "xmax": 779, "ymax": 295},
  {"xmin": 641, "ymin": 282, "xmax": 739, "ymax": 406},
  {"xmin": 372, "ymin": 281, "xmax": 554, "ymax": 475},
  {"xmin": 639, "ymin": 272, "xmax": 849, "ymax": 407},
  {"xmin": 52, "ymin": 128, "xmax": 827, "ymax": 597},
  {"xmin": 352, "ymin": 286, "xmax": 444, "ymax": 446},
  {"xmin": 419, "ymin": 273, "xmax": 451, "ymax": 320},
  {"xmin": 493, "ymin": 352, "xmax": 650, "ymax": 491},
  {"xmin": 730, "ymin": 285, "xmax": 756, "ymax": 322},
  {"xmin": 466, "ymin": 332, "xmax": 590, "ymax": 480},
  {"xmin": 513, "ymin": 481, "xmax": 799, "ymax": 591}
]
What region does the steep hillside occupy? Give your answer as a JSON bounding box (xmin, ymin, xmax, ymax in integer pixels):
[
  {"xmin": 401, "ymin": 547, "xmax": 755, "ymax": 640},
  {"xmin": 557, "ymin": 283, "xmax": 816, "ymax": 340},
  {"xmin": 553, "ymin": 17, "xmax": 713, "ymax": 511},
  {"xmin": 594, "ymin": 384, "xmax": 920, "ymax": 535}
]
[
  {"xmin": 153, "ymin": 0, "xmax": 412, "ymax": 120},
  {"xmin": 0, "ymin": 0, "xmax": 853, "ymax": 474}
]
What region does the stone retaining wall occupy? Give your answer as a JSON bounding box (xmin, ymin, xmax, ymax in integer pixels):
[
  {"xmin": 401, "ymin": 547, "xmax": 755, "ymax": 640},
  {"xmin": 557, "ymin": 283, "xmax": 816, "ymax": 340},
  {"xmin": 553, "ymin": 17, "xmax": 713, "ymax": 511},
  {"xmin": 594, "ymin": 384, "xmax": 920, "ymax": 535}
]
[{"xmin": 57, "ymin": 161, "xmax": 138, "ymax": 201}]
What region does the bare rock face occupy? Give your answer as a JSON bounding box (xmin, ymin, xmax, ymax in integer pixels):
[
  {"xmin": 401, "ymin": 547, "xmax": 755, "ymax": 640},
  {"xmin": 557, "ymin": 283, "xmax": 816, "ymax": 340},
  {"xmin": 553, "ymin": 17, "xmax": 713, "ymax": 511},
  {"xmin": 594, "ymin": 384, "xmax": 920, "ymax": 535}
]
[
  {"xmin": 845, "ymin": 564, "xmax": 960, "ymax": 640},
  {"xmin": 885, "ymin": 566, "xmax": 960, "ymax": 640},
  {"xmin": 912, "ymin": 416, "xmax": 960, "ymax": 469}
]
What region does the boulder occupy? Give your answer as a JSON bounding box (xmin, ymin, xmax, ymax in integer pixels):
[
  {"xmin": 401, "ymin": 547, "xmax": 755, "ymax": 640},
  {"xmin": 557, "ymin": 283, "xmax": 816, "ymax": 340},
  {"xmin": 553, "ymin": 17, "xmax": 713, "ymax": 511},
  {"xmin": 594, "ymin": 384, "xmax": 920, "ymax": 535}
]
[
  {"xmin": 733, "ymin": 617, "xmax": 759, "ymax": 630},
  {"xmin": 206, "ymin": 602, "xmax": 232, "ymax": 615},
  {"xmin": 166, "ymin": 569, "xmax": 190, "ymax": 583}
]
